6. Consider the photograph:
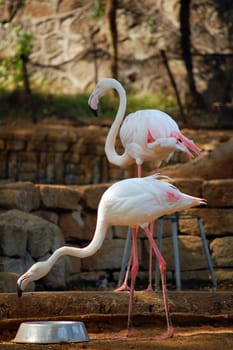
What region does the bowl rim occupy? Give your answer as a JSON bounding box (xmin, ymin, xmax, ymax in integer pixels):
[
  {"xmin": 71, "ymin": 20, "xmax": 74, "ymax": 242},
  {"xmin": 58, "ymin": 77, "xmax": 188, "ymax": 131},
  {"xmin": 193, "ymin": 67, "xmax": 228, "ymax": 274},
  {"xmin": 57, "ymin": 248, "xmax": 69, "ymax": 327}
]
[{"xmin": 12, "ymin": 320, "xmax": 89, "ymax": 344}]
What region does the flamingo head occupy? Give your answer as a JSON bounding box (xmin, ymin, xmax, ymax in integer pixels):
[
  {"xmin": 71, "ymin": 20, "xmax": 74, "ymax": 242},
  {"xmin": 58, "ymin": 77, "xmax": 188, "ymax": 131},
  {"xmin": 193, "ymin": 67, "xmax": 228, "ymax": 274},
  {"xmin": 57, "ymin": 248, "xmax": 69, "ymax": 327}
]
[
  {"xmin": 17, "ymin": 261, "xmax": 50, "ymax": 297},
  {"xmin": 170, "ymin": 131, "xmax": 201, "ymax": 159},
  {"xmin": 165, "ymin": 183, "xmax": 206, "ymax": 212},
  {"xmin": 88, "ymin": 78, "xmax": 121, "ymax": 116}
]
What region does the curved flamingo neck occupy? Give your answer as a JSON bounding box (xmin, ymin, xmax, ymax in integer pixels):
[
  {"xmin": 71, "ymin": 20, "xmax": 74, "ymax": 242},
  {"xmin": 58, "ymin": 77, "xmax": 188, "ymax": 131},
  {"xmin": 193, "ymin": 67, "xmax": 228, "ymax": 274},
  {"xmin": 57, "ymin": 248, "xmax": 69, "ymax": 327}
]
[
  {"xmin": 105, "ymin": 81, "xmax": 134, "ymax": 166},
  {"xmin": 46, "ymin": 218, "xmax": 108, "ymax": 271}
]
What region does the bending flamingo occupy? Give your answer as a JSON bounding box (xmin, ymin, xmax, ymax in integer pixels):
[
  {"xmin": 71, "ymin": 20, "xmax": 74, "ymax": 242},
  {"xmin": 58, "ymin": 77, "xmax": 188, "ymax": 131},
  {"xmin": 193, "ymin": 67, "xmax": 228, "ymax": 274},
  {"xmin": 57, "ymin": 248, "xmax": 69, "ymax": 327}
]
[
  {"xmin": 17, "ymin": 174, "xmax": 205, "ymax": 339},
  {"xmin": 88, "ymin": 78, "xmax": 200, "ymax": 177},
  {"xmin": 88, "ymin": 78, "xmax": 201, "ymax": 290}
]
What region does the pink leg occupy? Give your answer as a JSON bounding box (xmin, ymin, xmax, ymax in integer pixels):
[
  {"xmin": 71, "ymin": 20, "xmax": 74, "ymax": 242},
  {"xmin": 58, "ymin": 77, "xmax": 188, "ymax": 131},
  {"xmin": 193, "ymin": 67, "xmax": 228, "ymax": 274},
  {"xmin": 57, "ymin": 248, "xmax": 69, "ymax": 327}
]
[
  {"xmin": 144, "ymin": 166, "xmax": 158, "ymax": 291},
  {"xmin": 114, "ymin": 250, "xmax": 132, "ymax": 292},
  {"xmin": 145, "ymin": 221, "xmax": 154, "ymax": 291},
  {"xmin": 143, "ymin": 226, "xmax": 174, "ymax": 339},
  {"xmin": 127, "ymin": 227, "xmax": 139, "ymax": 336},
  {"xmin": 137, "ymin": 164, "xmax": 142, "ymax": 178},
  {"xmin": 116, "ymin": 163, "xmax": 142, "ymax": 292}
]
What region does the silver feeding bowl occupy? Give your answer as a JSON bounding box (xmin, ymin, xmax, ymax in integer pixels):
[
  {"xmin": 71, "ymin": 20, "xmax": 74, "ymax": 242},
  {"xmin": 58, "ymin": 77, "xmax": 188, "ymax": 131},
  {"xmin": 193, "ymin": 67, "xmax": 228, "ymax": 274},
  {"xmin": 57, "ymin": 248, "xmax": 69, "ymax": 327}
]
[{"xmin": 12, "ymin": 321, "xmax": 89, "ymax": 344}]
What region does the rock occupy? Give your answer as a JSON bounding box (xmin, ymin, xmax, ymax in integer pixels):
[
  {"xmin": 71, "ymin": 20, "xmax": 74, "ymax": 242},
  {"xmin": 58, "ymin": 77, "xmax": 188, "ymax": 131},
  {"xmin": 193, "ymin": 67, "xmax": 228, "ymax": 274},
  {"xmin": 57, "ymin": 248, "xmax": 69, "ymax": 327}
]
[
  {"xmin": 68, "ymin": 271, "xmax": 109, "ymax": 289},
  {"xmin": 0, "ymin": 217, "xmax": 27, "ymax": 257},
  {"xmin": 162, "ymin": 138, "xmax": 233, "ymax": 180},
  {"xmin": 68, "ymin": 255, "xmax": 82, "ymax": 275},
  {"xmin": 0, "ymin": 209, "xmax": 64, "ymax": 259},
  {"xmin": 181, "ymin": 269, "xmax": 213, "ymax": 282},
  {"xmin": 179, "ymin": 208, "xmax": 233, "ymax": 236},
  {"xmin": 214, "ymin": 268, "xmax": 233, "ymax": 282},
  {"xmin": 0, "ymin": 253, "xmax": 34, "ymax": 275},
  {"xmin": 79, "ymin": 183, "xmax": 110, "ymax": 210},
  {"xmin": 59, "ymin": 209, "xmax": 96, "ymax": 241},
  {"xmin": 0, "ymin": 182, "xmax": 40, "ymax": 212},
  {"xmin": 0, "ymin": 271, "xmax": 35, "ymax": 293},
  {"xmin": 170, "ymin": 178, "xmax": 203, "ymax": 197},
  {"xmin": 39, "ymin": 254, "xmax": 71, "ymax": 290},
  {"xmin": 210, "ymin": 237, "xmax": 233, "ymax": 267},
  {"xmin": 26, "ymin": 220, "xmax": 64, "ymax": 260},
  {"xmin": 81, "ymin": 238, "xmax": 126, "ymax": 271},
  {"xmin": 202, "ymin": 179, "xmax": 233, "ymax": 207},
  {"xmin": 143, "ymin": 235, "xmax": 208, "ymax": 272},
  {"xmin": 32, "ymin": 209, "xmax": 59, "ymax": 224},
  {"xmin": 37, "ymin": 184, "xmax": 81, "ymax": 209}
]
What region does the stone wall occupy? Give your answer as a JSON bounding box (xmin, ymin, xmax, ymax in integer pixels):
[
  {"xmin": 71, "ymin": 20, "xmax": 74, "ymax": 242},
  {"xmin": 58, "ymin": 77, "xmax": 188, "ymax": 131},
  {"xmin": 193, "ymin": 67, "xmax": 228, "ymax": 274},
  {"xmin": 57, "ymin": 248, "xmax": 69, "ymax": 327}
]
[
  {"xmin": 0, "ymin": 178, "xmax": 232, "ymax": 293},
  {"xmin": 0, "ymin": 0, "xmax": 232, "ymax": 105},
  {"xmin": 0, "ymin": 121, "xmax": 198, "ymax": 185},
  {"xmin": 0, "ymin": 122, "xmax": 232, "ymax": 186}
]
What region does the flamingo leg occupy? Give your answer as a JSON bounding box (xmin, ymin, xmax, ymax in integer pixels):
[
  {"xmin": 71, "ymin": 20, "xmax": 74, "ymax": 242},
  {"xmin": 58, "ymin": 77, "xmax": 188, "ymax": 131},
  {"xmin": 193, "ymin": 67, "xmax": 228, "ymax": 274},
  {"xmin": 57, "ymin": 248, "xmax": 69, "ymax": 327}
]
[
  {"xmin": 143, "ymin": 226, "xmax": 174, "ymax": 339},
  {"xmin": 144, "ymin": 166, "xmax": 159, "ymax": 291},
  {"xmin": 127, "ymin": 226, "xmax": 139, "ymax": 336},
  {"xmin": 116, "ymin": 163, "xmax": 142, "ymax": 292},
  {"xmin": 115, "ymin": 250, "xmax": 132, "ymax": 292},
  {"xmin": 145, "ymin": 221, "xmax": 154, "ymax": 291},
  {"xmin": 137, "ymin": 164, "xmax": 142, "ymax": 178}
]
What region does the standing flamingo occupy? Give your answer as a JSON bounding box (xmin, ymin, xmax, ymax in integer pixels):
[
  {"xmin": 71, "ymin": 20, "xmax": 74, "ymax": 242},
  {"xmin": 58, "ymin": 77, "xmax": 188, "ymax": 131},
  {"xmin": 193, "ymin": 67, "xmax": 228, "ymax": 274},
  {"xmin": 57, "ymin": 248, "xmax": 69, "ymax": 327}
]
[
  {"xmin": 88, "ymin": 78, "xmax": 200, "ymax": 177},
  {"xmin": 88, "ymin": 78, "xmax": 201, "ymax": 290},
  {"xmin": 17, "ymin": 174, "xmax": 205, "ymax": 339}
]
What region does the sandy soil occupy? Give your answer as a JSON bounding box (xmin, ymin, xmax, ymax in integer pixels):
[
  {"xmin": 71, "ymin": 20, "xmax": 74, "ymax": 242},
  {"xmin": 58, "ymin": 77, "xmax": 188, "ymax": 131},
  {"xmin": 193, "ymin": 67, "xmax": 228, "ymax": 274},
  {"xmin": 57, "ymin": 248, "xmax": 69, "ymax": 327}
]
[{"xmin": 0, "ymin": 291, "xmax": 233, "ymax": 349}]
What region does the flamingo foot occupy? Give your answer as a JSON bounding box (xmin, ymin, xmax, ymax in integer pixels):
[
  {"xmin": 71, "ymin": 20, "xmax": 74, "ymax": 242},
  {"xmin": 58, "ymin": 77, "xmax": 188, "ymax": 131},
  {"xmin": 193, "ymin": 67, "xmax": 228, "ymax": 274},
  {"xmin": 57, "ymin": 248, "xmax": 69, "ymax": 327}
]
[
  {"xmin": 155, "ymin": 326, "xmax": 174, "ymax": 340},
  {"xmin": 144, "ymin": 283, "xmax": 154, "ymax": 292},
  {"xmin": 127, "ymin": 328, "xmax": 133, "ymax": 338},
  {"xmin": 114, "ymin": 283, "xmax": 131, "ymax": 292},
  {"xmin": 110, "ymin": 328, "xmax": 133, "ymax": 340}
]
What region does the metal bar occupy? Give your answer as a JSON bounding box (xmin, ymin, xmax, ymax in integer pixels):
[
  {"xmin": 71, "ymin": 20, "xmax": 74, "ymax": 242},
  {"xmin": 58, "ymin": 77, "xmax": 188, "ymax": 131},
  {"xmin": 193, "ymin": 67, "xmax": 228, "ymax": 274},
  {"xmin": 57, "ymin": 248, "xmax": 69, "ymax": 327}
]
[{"xmin": 197, "ymin": 217, "xmax": 217, "ymax": 290}]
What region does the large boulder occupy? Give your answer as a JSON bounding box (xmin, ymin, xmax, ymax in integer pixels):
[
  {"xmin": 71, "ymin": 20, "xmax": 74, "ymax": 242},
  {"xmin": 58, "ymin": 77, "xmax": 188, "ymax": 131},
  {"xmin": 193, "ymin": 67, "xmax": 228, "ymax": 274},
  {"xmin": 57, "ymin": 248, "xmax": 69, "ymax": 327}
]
[
  {"xmin": 0, "ymin": 209, "xmax": 72, "ymax": 290},
  {"xmin": 0, "ymin": 271, "xmax": 35, "ymax": 293},
  {"xmin": 0, "ymin": 209, "xmax": 64, "ymax": 259}
]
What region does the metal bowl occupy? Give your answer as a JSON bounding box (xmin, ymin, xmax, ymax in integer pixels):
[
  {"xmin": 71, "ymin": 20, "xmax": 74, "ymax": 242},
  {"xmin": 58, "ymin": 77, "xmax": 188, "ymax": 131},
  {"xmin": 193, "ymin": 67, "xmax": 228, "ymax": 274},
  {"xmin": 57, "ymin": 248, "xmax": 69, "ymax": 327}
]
[{"xmin": 12, "ymin": 321, "xmax": 89, "ymax": 344}]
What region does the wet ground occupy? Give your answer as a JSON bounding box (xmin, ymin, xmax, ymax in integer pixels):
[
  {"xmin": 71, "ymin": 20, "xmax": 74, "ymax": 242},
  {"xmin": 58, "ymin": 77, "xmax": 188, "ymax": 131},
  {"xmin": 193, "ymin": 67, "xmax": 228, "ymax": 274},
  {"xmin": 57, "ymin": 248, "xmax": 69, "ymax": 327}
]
[{"xmin": 0, "ymin": 291, "xmax": 233, "ymax": 349}]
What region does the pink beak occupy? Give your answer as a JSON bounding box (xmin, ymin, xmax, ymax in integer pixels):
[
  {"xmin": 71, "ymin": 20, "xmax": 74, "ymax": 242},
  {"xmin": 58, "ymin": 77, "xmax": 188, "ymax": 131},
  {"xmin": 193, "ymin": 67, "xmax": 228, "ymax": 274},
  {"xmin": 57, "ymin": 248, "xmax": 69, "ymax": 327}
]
[{"xmin": 171, "ymin": 131, "xmax": 201, "ymax": 158}]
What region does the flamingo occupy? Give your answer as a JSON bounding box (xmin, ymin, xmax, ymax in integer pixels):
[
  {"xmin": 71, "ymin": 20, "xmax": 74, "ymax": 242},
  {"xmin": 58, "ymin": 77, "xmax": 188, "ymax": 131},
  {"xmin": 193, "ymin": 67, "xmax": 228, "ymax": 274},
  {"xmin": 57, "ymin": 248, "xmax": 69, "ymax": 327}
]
[
  {"xmin": 17, "ymin": 174, "xmax": 206, "ymax": 339},
  {"xmin": 88, "ymin": 78, "xmax": 200, "ymax": 177},
  {"xmin": 88, "ymin": 78, "xmax": 201, "ymax": 290}
]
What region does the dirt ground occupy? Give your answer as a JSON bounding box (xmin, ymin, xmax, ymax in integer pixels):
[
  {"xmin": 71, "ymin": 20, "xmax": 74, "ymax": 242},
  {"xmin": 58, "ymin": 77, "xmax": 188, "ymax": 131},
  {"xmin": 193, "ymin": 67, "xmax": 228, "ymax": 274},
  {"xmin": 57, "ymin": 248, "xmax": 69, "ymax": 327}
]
[{"xmin": 0, "ymin": 291, "xmax": 233, "ymax": 349}]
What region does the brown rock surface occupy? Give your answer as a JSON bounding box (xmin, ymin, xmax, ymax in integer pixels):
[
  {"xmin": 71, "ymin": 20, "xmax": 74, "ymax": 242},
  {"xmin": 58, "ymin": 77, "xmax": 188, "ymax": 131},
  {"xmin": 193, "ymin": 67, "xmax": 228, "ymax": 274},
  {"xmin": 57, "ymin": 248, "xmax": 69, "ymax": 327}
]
[
  {"xmin": 37, "ymin": 184, "xmax": 81, "ymax": 209},
  {"xmin": 202, "ymin": 179, "xmax": 233, "ymax": 207},
  {"xmin": 0, "ymin": 182, "xmax": 40, "ymax": 212},
  {"xmin": 210, "ymin": 237, "xmax": 233, "ymax": 267},
  {"xmin": 162, "ymin": 138, "xmax": 233, "ymax": 180}
]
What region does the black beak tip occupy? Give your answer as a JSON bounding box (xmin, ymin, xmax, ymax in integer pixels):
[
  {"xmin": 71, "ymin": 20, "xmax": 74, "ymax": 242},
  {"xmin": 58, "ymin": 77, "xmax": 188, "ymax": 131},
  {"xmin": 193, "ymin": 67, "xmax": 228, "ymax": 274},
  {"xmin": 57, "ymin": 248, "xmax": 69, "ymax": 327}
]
[
  {"xmin": 89, "ymin": 106, "xmax": 98, "ymax": 117},
  {"xmin": 17, "ymin": 286, "xmax": 23, "ymax": 298}
]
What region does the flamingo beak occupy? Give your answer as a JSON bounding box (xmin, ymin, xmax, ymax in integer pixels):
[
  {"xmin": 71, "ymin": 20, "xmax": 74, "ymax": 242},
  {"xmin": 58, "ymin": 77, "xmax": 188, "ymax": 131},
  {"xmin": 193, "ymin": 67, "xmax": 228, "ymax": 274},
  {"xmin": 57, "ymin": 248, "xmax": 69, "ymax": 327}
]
[
  {"xmin": 176, "ymin": 142, "xmax": 194, "ymax": 159},
  {"xmin": 17, "ymin": 272, "xmax": 34, "ymax": 298},
  {"xmin": 88, "ymin": 89, "xmax": 102, "ymax": 117},
  {"xmin": 17, "ymin": 284, "xmax": 23, "ymax": 298},
  {"xmin": 171, "ymin": 132, "xmax": 201, "ymax": 159},
  {"xmin": 89, "ymin": 105, "xmax": 98, "ymax": 117}
]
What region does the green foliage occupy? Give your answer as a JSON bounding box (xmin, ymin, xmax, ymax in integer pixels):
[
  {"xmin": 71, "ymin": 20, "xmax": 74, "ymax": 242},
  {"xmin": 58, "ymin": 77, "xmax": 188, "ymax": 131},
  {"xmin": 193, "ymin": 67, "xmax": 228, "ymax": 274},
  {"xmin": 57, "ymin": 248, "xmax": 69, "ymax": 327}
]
[
  {"xmin": 127, "ymin": 92, "xmax": 177, "ymax": 113},
  {"xmin": 90, "ymin": 0, "xmax": 106, "ymax": 19},
  {"xmin": 0, "ymin": 25, "xmax": 33, "ymax": 90},
  {"xmin": 0, "ymin": 87, "xmax": 178, "ymax": 123}
]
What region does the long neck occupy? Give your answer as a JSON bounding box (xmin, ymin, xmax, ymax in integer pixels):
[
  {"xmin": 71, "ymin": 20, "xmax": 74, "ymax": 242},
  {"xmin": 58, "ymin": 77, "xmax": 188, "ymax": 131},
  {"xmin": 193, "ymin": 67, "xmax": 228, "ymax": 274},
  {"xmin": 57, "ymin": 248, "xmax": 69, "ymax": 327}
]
[
  {"xmin": 46, "ymin": 218, "xmax": 109, "ymax": 269},
  {"xmin": 105, "ymin": 81, "xmax": 133, "ymax": 166}
]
